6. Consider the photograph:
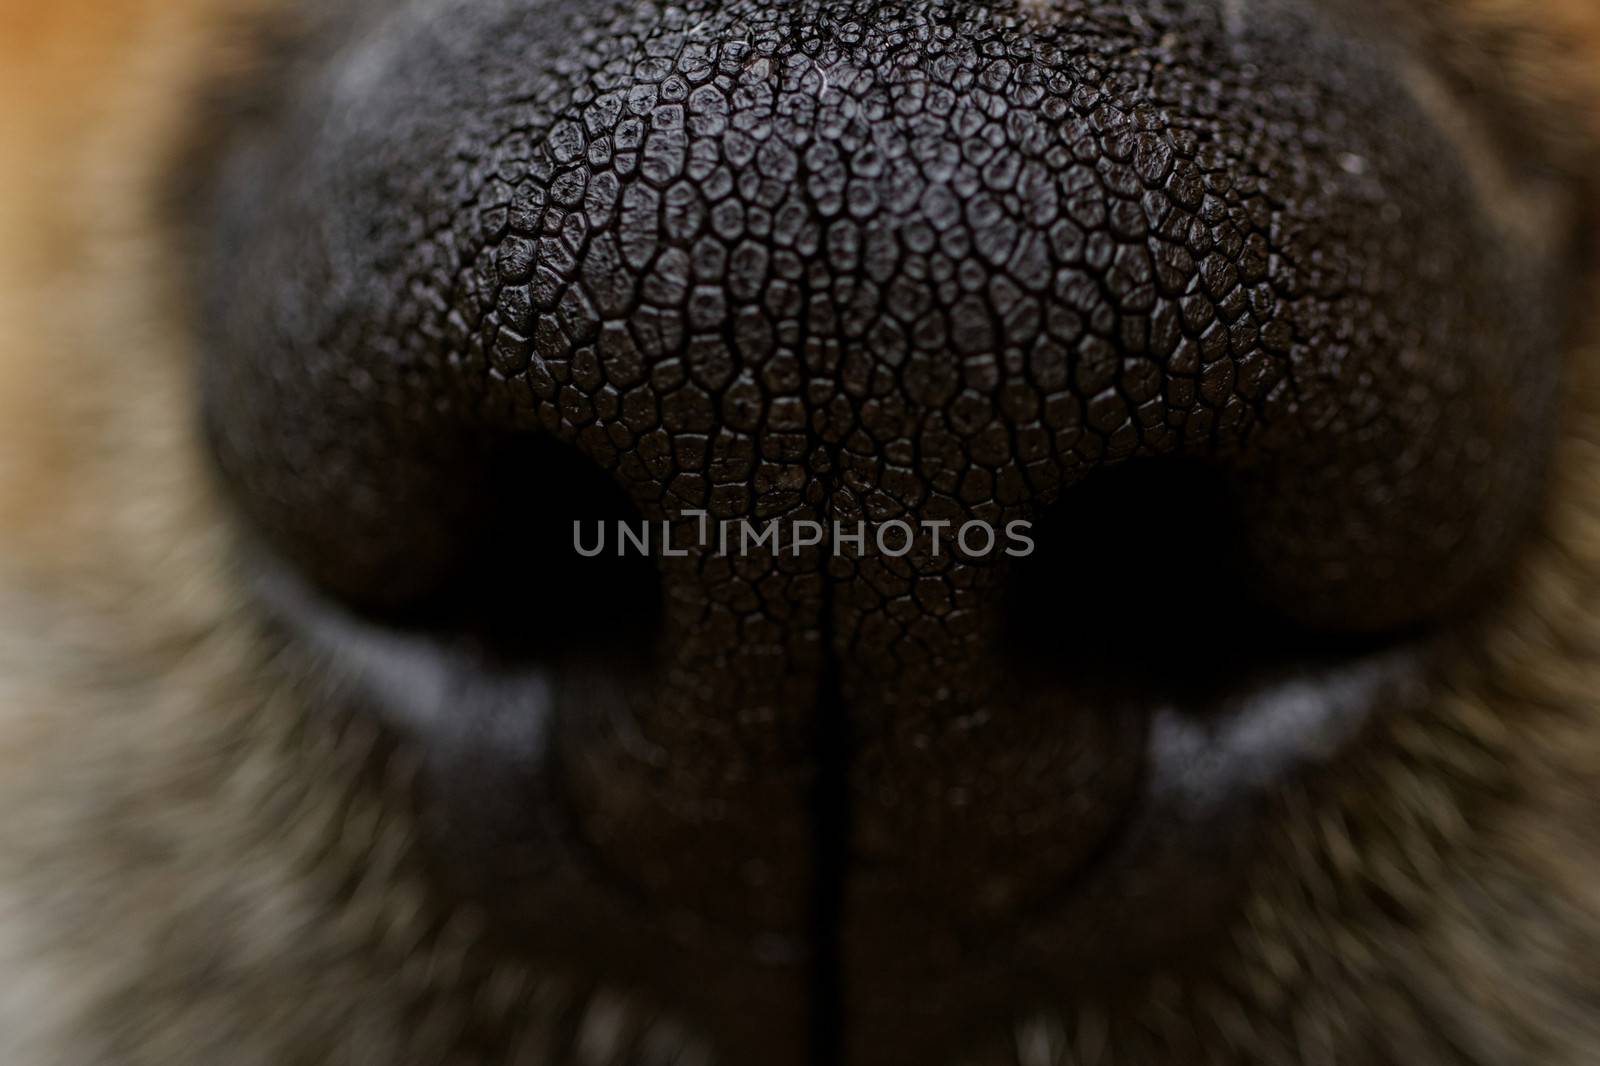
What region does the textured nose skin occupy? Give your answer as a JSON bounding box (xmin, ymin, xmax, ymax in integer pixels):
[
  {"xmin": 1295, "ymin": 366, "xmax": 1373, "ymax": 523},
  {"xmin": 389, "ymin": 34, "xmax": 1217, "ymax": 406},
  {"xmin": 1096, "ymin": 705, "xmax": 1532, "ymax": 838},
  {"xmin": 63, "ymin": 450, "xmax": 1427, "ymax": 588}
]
[{"xmin": 198, "ymin": 0, "xmax": 1566, "ymax": 1056}]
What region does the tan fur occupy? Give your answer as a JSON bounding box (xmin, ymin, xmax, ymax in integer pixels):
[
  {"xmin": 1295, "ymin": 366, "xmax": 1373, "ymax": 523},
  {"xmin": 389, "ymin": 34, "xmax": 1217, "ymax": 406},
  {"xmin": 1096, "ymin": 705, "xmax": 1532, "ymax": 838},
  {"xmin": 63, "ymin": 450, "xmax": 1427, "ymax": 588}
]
[
  {"xmin": 1, "ymin": 1, "xmax": 1598, "ymax": 1063},
  {"xmin": 1382, "ymin": 0, "xmax": 1600, "ymax": 182}
]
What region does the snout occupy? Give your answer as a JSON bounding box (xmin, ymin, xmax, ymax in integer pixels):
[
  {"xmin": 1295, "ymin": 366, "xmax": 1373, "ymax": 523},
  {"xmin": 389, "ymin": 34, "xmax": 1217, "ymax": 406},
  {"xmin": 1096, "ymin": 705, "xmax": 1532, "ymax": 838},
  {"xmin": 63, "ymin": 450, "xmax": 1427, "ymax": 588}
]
[{"xmin": 192, "ymin": 0, "xmax": 1569, "ymax": 1059}]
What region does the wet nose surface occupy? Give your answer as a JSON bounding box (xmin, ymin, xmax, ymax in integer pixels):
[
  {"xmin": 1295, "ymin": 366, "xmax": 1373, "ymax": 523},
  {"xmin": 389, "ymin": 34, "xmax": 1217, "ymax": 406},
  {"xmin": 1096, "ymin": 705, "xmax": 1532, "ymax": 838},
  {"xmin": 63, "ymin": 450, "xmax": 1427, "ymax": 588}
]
[{"xmin": 196, "ymin": 0, "xmax": 1566, "ymax": 1059}]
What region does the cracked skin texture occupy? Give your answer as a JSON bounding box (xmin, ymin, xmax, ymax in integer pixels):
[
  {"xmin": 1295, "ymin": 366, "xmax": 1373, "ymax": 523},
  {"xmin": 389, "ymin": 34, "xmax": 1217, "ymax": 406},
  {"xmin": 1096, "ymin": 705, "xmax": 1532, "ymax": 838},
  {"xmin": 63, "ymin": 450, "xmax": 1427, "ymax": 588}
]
[{"xmin": 191, "ymin": 0, "xmax": 1570, "ymax": 1058}]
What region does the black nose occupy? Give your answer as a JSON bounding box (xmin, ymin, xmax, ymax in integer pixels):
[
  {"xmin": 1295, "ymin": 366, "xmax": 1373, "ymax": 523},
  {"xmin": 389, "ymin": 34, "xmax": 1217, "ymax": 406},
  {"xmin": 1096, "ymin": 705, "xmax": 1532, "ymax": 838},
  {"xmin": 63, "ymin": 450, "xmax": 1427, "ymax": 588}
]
[{"xmin": 194, "ymin": 0, "xmax": 1567, "ymax": 1059}]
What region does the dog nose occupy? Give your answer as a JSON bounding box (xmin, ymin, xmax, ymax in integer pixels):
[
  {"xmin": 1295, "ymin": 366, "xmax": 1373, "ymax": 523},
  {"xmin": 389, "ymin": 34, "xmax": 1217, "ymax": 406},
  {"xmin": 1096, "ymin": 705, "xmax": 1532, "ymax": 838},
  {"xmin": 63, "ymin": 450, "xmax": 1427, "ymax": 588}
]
[{"xmin": 195, "ymin": 0, "xmax": 1567, "ymax": 1056}]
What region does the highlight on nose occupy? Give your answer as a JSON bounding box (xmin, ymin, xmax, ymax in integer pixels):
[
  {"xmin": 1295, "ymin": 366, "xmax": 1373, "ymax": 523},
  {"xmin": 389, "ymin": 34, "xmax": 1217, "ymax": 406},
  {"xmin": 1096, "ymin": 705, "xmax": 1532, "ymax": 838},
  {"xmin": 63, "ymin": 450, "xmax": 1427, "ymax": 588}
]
[{"xmin": 191, "ymin": 0, "xmax": 1569, "ymax": 1058}]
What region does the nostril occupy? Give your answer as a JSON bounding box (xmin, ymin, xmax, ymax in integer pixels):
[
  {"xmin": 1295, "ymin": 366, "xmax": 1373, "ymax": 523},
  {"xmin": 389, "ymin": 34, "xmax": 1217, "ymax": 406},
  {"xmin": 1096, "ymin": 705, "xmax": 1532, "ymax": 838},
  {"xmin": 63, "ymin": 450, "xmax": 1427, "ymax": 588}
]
[
  {"xmin": 380, "ymin": 433, "xmax": 664, "ymax": 667},
  {"xmin": 210, "ymin": 414, "xmax": 664, "ymax": 669},
  {"xmin": 1001, "ymin": 460, "xmax": 1395, "ymax": 704}
]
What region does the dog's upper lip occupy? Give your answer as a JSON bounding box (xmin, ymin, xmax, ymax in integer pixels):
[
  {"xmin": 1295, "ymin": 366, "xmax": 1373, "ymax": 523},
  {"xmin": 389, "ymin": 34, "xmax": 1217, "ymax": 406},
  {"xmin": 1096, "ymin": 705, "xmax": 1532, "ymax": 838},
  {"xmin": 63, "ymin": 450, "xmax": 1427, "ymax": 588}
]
[{"xmin": 253, "ymin": 537, "xmax": 1421, "ymax": 1013}]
